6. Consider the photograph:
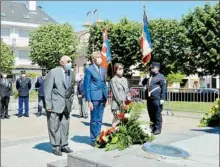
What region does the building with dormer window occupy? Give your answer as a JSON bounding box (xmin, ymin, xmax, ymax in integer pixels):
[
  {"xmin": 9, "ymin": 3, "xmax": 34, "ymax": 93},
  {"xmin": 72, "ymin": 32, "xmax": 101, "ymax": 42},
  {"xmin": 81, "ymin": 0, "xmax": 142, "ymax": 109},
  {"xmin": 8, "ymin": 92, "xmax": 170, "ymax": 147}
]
[{"xmin": 1, "ymin": 1, "xmax": 56, "ymax": 78}]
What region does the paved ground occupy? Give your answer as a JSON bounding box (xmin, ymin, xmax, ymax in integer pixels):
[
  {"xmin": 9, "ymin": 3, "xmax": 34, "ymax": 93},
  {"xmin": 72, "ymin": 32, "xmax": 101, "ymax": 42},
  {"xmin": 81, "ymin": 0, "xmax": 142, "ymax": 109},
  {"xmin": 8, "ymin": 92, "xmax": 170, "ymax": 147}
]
[{"xmin": 1, "ymin": 98, "xmax": 218, "ymax": 167}]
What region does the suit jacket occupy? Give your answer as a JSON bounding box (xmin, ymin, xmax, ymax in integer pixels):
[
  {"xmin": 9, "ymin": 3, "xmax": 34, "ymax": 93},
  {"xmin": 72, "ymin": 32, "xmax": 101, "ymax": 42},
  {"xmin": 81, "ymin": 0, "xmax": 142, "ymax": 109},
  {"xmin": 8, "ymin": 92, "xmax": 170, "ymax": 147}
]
[
  {"xmin": 84, "ymin": 64, "xmax": 108, "ymax": 102},
  {"xmin": 110, "ymin": 76, "xmax": 129, "ymax": 110},
  {"xmin": 0, "ymin": 78, "xmax": 13, "ymax": 97},
  {"xmin": 35, "ymin": 76, "xmax": 45, "ymax": 97},
  {"xmin": 77, "ymin": 79, "xmax": 85, "ymax": 97},
  {"xmin": 142, "ymin": 72, "xmax": 166, "ymax": 100},
  {"xmin": 16, "ymin": 77, "xmax": 31, "ymax": 97},
  {"xmin": 44, "ymin": 67, "xmax": 75, "ymax": 114}
]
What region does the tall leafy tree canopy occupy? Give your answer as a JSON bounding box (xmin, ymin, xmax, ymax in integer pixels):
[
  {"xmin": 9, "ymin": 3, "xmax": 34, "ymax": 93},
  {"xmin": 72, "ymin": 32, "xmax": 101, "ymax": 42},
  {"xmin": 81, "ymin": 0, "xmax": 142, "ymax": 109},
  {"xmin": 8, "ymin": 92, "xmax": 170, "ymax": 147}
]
[
  {"xmin": 29, "ymin": 23, "xmax": 78, "ymax": 70},
  {"xmin": 0, "ymin": 40, "xmax": 15, "ymax": 73},
  {"xmin": 181, "ymin": 3, "xmax": 220, "ymax": 76}
]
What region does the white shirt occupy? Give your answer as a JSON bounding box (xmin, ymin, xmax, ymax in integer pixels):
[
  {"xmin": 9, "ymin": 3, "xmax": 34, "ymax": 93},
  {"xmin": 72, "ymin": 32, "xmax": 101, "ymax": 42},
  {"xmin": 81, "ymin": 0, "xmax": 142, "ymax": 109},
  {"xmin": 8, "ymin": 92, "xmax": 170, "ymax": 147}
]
[{"xmin": 93, "ymin": 64, "xmax": 101, "ymax": 75}]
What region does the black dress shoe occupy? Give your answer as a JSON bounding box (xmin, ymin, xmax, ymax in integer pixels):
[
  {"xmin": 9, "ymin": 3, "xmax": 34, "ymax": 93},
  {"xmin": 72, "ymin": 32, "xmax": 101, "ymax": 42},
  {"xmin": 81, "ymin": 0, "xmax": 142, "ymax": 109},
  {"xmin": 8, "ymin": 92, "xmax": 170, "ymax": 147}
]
[
  {"xmin": 153, "ymin": 129, "xmax": 161, "ymax": 135},
  {"xmin": 61, "ymin": 146, "xmax": 73, "ymax": 153},
  {"xmin": 91, "ymin": 143, "xmax": 96, "ymax": 147},
  {"xmin": 36, "ymin": 112, "xmax": 41, "ymax": 117},
  {"xmin": 5, "ymin": 115, "xmax": 10, "ymax": 119},
  {"xmin": 52, "ymin": 149, "xmax": 62, "ymax": 156},
  {"xmin": 24, "ymin": 114, "xmax": 29, "ymax": 117},
  {"xmin": 149, "ymin": 125, "xmax": 155, "ymax": 133},
  {"xmin": 18, "ymin": 114, "xmax": 22, "ymax": 118}
]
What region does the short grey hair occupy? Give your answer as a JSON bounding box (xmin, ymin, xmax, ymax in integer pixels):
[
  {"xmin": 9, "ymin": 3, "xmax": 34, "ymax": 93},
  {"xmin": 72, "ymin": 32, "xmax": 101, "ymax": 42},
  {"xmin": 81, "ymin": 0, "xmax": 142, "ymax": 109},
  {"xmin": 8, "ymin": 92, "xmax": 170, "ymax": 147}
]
[{"xmin": 92, "ymin": 51, "xmax": 101, "ymax": 60}]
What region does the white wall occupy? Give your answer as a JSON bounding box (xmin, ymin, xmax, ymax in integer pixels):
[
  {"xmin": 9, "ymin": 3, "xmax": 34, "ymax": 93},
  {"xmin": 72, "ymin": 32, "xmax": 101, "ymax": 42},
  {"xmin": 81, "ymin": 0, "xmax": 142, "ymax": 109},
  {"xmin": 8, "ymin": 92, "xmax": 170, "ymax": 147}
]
[{"xmin": 1, "ymin": 23, "xmax": 38, "ymax": 66}]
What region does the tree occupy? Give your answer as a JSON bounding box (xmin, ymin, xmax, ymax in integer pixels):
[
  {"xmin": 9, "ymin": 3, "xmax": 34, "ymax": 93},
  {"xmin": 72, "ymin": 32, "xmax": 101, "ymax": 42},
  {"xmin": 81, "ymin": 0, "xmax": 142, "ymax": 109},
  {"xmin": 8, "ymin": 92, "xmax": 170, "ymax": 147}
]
[
  {"xmin": 0, "ymin": 40, "xmax": 15, "ymax": 73},
  {"xmin": 29, "ymin": 23, "xmax": 78, "ymax": 70},
  {"xmin": 87, "ymin": 18, "xmax": 142, "ymax": 77},
  {"xmin": 137, "ymin": 19, "xmax": 193, "ymax": 76},
  {"xmin": 181, "ymin": 3, "xmax": 220, "ymax": 76},
  {"xmin": 88, "ymin": 18, "xmax": 193, "ymax": 77}
]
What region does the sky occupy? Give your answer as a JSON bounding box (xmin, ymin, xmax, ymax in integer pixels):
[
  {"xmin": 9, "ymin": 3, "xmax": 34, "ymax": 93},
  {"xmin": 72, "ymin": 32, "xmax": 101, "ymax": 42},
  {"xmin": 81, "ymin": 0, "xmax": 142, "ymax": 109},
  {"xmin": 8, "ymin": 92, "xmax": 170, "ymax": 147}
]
[{"xmin": 36, "ymin": 1, "xmax": 217, "ymax": 32}]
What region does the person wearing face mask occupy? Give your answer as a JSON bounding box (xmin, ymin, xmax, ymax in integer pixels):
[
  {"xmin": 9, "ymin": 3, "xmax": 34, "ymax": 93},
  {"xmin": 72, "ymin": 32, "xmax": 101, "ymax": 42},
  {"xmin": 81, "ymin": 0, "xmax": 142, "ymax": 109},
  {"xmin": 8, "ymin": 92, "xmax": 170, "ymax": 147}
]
[
  {"xmin": 16, "ymin": 70, "xmax": 32, "ymax": 118},
  {"xmin": 110, "ymin": 63, "xmax": 129, "ymax": 127},
  {"xmin": 35, "ymin": 69, "xmax": 47, "ymax": 117},
  {"xmin": 44, "ymin": 55, "xmax": 75, "ymax": 156},
  {"xmin": 77, "ymin": 73, "xmax": 88, "ymax": 118},
  {"xmin": 0, "ymin": 73, "xmax": 13, "ymax": 119},
  {"xmin": 84, "ymin": 51, "xmax": 108, "ymax": 147},
  {"xmin": 142, "ymin": 62, "xmax": 166, "ymax": 135}
]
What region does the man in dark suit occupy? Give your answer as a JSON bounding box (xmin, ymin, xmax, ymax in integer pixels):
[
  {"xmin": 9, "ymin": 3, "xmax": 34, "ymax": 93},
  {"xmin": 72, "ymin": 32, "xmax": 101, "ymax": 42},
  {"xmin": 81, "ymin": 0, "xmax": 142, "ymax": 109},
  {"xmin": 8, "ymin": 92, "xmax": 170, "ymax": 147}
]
[
  {"xmin": 16, "ymin": 70, "xmax": 32, "ymax": 117},
  {"xmin": 142, "ymin": 62, "xmax": 166, "ymax": 135},
  {"xmin": 35, "ymin": 69, "xmax": 47, "ymax": 117},
  {"xmin": 84, "ymin": 51, "xmax": 108, "ymax": 146},
  {"xmin": 0, "ymin": 73, "xmax": 13, "ymax": 119},
  {"xmin": 77, "ymin": 73, "xmax": 88, "ymax": 118}
]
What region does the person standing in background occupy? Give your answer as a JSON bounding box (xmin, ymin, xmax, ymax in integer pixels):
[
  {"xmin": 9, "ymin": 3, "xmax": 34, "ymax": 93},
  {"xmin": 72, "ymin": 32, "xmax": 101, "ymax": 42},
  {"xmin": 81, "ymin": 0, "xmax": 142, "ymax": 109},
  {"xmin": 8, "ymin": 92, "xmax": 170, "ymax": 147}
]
[
  {"xmin": 16, "ymin": 70, "xmax": 31, "ymax": 118},
  {"xmin": 35, "ymin": 69, "xmax": 47, "ymax": 117},
  {"xmin": 77, "ymin": 73, "xmax": 88, "ymax": 118},
  {"xmin": 0, "ymin": 73, "xmax": 13, "ymax": 119}
]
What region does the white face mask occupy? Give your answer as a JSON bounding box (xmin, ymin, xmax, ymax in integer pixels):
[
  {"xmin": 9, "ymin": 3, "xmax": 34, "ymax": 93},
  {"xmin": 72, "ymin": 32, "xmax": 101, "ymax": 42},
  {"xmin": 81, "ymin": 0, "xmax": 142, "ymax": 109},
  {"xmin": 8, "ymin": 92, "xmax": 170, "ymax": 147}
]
[
  {"xmin": 2, "ymin": 74, "xmax": 7, "ymax": 78},
  {"xmin": 96, "ymin": 58, "xmax": 102, "ymax": 65},
  {"xmin": 21, "ymin": 74, "xmax": 26, "ymax": 78},
  {"xmin": 116, "ymin": 70, "xmax": 124, "ymax": 76}
]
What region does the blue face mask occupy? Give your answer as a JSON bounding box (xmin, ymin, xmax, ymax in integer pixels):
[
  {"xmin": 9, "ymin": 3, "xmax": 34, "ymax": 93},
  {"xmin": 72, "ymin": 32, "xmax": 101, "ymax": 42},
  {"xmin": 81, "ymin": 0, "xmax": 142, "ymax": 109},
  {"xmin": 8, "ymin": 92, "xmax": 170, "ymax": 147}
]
[{"xmin": 64, "ymin": 63, "xmax": 72, "ymax": 71}]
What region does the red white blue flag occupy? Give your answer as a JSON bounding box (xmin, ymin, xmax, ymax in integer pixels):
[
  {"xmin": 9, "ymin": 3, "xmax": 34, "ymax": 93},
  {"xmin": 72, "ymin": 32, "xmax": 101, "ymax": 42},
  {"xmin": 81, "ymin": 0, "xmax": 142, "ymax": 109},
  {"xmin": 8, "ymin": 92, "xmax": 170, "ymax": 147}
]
[
  {"xmin": 140, "ymin": 9, "xmax": 152, "ymax": 64},
  {"xmin": 101, "ymin": 28, "xmax": 112, "ymax": 70}
]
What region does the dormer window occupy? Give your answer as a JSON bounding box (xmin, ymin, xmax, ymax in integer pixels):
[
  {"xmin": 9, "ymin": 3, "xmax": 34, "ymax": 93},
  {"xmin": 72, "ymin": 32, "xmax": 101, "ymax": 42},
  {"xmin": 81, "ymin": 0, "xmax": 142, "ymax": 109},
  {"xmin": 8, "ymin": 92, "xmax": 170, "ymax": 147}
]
[
  {"xmin": 43, "ymin": 17, "xmax": 48, "ymax": 21},
  {"xmin": 23, "ymin": 14, "xmax": 29, "ymax": 19}
]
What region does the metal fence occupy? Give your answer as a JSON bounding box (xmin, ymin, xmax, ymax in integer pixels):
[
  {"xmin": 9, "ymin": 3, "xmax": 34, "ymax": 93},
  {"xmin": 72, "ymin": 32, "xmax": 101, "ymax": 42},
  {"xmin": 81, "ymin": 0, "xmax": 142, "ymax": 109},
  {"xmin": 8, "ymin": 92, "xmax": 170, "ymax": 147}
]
[
  {"xmin": 108, "ymin": 87, "xmax": 220, "ymax": 113},
  {"xmin": 10, "ymin": 86, "xmax": 220, "ymax": 114}
]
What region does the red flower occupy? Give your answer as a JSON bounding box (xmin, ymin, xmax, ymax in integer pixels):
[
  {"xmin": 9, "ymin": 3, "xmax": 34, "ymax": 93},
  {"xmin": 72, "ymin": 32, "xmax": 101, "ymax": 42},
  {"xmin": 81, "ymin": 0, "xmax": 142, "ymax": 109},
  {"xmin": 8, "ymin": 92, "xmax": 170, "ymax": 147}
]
[
  {"xmin": 99, "ymin": 130, "xmax": 105, "ymax": 143},
  {"xmin": 124, "ymin": 99, "xmax": 132, "ymax": 106},
  {"xmin": 105, "ymin": 129, "xmax": 112, "ymax": 136},
  {"xmin": 117, "ymin": 112, "xmax": 125, "ymax": 119}
]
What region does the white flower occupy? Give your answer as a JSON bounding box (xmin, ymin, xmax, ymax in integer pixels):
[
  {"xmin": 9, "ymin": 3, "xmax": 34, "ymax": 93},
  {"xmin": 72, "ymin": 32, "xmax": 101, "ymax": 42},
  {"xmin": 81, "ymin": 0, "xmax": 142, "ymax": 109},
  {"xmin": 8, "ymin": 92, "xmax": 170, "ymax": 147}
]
[
  {"xmin": 139, "ymin": 124, "xmax": 152, "ymax": 136},
  {"xmin": 125, "ymin": 113, "xmax": 131, "ymax": 118},
  {"xmin": 115, "ymin": 127, "xmax": 119, "ymax": 132},
  {"xmin": 215, "ymin": 105, "xmax": 219, "ymax": 109}
]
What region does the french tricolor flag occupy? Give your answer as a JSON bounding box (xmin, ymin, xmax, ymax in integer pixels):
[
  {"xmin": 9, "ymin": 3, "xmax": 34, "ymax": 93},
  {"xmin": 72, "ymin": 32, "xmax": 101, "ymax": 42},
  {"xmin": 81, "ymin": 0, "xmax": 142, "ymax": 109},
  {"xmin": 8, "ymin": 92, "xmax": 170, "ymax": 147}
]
[
  {"xmin": 140, "ymin": 9, "xmax": 152, "ymax": 64},
  {"xmin": 101, "ymin": 28, "xmax": 112, "ymax": 70}
]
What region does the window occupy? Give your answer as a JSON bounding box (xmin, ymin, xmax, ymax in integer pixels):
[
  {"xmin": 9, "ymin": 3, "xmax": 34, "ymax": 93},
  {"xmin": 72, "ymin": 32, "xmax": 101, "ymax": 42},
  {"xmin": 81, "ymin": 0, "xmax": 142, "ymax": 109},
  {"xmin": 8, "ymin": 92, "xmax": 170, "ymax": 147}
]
[
  {"xmin": 1, "ymin": 13, "xmax": 6, "ymax": 17},
  {"xmin": 19, "ymin": 29, "xmax": 29, "ymax": 38},
  {"xmin": 1, "ymin": 28, "xmax": 10, "ymax": 37},
  {"xmin": 23, "ymin": 14, "xmax": 29, "ymax": 19},
  {"xmin": 19, "ymin": 50, "xmax": 30, "ymax": 60},
  {"xmin": 43, "ymin": 16, "xmax": 48, "ymax": 21}
]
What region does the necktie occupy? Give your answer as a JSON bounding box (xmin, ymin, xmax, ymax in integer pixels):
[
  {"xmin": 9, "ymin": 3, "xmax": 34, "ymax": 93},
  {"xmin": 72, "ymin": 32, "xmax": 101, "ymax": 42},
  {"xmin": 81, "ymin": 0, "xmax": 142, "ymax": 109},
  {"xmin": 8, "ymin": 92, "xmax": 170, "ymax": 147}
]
[
  {"xmin": 65, "ymin": 72, "xmax": 69, "ymax": 88},
  {"xmin": 4, "ymin": 79, "xmax": 8, "ymax": 87},
  {"xmin": 98, "ymin": 67, "xmax": 102, "ymax": 78}
]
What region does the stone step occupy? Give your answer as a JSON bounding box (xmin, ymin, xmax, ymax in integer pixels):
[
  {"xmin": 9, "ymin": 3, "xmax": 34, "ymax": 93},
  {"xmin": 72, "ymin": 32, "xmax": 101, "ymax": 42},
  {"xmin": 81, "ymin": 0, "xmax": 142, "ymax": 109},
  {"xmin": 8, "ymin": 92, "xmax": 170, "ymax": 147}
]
[
  {"xmin": 47, "ymin": 159, "xmax": 67, "ymax": 167},
  {"xmin": 67, "ymin": 146, "xmax": 181, "ymax": 167}
]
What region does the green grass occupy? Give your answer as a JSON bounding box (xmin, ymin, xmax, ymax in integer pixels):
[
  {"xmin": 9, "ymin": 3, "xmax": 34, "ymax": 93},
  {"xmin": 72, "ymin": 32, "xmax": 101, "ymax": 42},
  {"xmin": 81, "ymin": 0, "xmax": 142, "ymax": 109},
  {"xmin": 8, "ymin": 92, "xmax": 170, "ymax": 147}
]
[{"xmin": 163, "ymin": 101, "xmax": 213, "ymax": 113}]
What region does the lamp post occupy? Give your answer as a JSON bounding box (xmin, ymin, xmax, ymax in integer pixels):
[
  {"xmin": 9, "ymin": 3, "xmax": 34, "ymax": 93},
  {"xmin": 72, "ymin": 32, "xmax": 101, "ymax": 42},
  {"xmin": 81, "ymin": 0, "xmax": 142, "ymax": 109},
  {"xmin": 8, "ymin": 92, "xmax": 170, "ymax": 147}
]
[{"xmin": 83, "ymin": 9, "xmax": 103, "ymax": 53}]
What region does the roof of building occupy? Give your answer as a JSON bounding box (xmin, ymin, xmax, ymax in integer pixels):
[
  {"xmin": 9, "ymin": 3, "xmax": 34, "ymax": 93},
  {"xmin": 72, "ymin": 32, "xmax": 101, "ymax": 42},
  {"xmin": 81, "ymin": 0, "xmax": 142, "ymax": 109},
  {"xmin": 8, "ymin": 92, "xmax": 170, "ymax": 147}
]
[
  {"xmin": 76, "ymin": 29, "xmax": 89, "ymax": 38},
  {"xmin": 1, "ymin": 1, "xmax": 56, "ymax": 24}
]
